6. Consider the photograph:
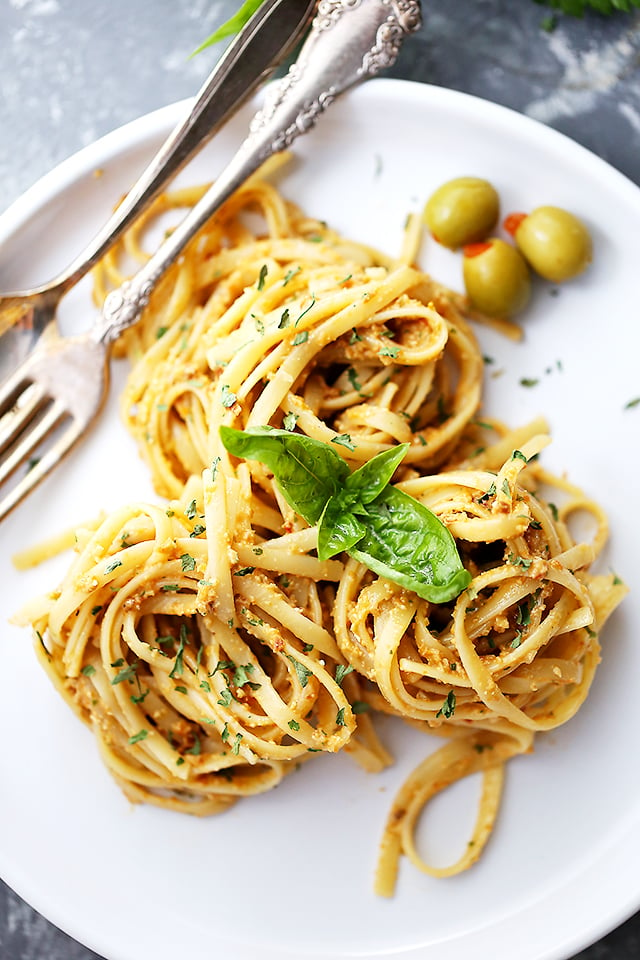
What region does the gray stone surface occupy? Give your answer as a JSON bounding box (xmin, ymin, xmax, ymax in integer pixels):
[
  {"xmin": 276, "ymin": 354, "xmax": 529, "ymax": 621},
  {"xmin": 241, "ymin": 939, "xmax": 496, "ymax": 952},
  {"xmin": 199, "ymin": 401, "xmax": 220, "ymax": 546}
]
[{"xmin": 0, "ymin": 1, "xmax": 639, "ymax": 958}]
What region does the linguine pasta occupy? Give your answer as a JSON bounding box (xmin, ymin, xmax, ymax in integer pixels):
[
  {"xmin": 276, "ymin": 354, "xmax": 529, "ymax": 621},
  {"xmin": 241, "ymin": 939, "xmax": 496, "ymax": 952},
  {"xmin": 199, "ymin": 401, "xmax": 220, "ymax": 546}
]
[{"xmin": 15, "ymin": 166, "xmax": 627, "ymax": 895}]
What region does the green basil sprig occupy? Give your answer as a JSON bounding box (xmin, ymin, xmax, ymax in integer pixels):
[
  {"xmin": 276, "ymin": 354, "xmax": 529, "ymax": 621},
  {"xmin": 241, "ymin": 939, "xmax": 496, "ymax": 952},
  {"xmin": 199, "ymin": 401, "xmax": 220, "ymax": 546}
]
[{"xmin": 220, "ymin": 426, "xmax": 471, "ymax": 604}]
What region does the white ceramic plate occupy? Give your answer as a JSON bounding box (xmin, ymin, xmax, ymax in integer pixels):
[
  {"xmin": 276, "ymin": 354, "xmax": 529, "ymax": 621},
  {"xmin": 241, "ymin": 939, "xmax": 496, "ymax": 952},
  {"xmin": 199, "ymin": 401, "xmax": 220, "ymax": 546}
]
[{"xmin": 1, "ymin": 79, "xmax": 639, "ymax": 960}]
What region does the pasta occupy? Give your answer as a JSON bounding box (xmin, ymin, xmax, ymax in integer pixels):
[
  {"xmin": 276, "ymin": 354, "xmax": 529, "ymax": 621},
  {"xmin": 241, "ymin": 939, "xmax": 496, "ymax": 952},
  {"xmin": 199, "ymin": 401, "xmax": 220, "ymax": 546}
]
[{"xmin": 15, "ymin": 166, "xmax": 627, "ymax": 894}]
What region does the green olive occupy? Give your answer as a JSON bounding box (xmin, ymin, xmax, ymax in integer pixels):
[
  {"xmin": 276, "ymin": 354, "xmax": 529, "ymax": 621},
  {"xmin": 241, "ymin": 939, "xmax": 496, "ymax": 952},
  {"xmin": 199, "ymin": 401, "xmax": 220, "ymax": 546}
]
[
  {"xmin": 423, "ymin": 177, "xmax": 499, "ymax": 249},
  {"xmin": 514, "ymin": 205, "xmax": 592, "ymax": 282},
  {"xmin": 463, "ymin": 239, "xmax": 531, "ymax": 317}
]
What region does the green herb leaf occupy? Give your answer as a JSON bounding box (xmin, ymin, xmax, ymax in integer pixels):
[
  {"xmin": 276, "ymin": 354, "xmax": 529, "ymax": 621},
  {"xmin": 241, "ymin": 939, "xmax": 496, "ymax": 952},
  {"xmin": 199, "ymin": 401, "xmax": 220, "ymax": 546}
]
[
  {"xmin": 221, "ymin": 384, "xmax": 237, "ymax": 408},
  {"xmin": 111, "ymin": 662, "xmax": 137, "ymax": 685},
  {"xmin": 352, "ymin": 700, "xmax": 371, "ymax": 714},
  {"xmin": 335, "ymin": 664, "xmax": 355, "ymax": 686},
  {"xmin": 331, "ymin": 433, "xmax": 356, "ymax": 450},
  {"xmin": 191, "ymin": 0, "xmax": 264, "ymax": 53},
  {"xmin": 283, "ymin": 412, "xmax": 298, "ymax": 431},
  {"xmin": 180, "ymin": 553, "xmax": 196, "ymax": 572},
  {"xmin": 346, "ymin": 443, "xmax": 408, "ymax": 504},
  {"xmin": 169, "ymin": 625, "xmax": 187, "ymax": 679},
  {"xmin": 220, "ymin": 425, "xmax": 349, "ymax": 524},
  {"xmin": 317, "ymin": 499, "xmax": 367, "ymax": 560},
  {"xmin": 336, "ymin": 707, "xmax": 346, "ymax": 726},
  {"xmin": 349, "ymin": 486, "xmax": 471, "ymax": 603},
  {"xmin": 288, "ymin": 719, "xmax": 300, "ymax": 731},
  {"xmin": 436, "ymin": 690, "xmax": 456, "ymax": 719},
  {"xmin": 223, "ymin": 427, "xmax": 470, "ymax": 605},
  {"xmin": 81, "ymin": 664, "xmax": 96, "ymax": 677},
  {"xmin": 287, "ymin": 655, "xmax": 313, "ymax": 688},
  {"xmin": 128, "ymin": 729, "xmax": 148, "ymax": 745}
]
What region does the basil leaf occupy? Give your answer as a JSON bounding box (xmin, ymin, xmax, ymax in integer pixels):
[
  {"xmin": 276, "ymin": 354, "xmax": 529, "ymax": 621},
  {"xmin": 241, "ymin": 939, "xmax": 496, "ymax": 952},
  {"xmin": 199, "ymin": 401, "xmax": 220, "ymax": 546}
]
[
  {"xmin": 346, "ymin": 443, "xmax": 409, "ymax": 505},
  {"xmin": 350, "ymin": 486, "xmax": 471, "ymax": 603},
  {"xmin": 220, "ymin": 426, "xmax": 349, "ymax": 524},
  {"xmin": 318, "ymin": 496, "xmax": 367, "ymax": 561}
]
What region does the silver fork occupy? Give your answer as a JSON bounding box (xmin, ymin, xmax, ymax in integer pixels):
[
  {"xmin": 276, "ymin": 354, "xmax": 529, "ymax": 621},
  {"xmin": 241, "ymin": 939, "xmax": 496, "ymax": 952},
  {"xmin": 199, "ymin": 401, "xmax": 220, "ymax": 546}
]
[
  {"xmin": 0, "ymin": 0, "xmax": 317, "ymax": 378},
  {"xmin": 0, "ymin": 0, "xmax": 421, "ymax": 522}
]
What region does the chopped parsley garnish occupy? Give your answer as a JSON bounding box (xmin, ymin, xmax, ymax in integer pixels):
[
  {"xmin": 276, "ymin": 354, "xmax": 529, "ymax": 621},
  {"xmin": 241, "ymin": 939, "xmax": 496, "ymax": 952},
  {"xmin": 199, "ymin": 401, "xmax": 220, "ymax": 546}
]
[
  {"xmin": 347, "ymin": 367, "xmax": 362, "ymax": 392},
  {"xmin": 81, "ymin": 664, "xmax": 96, "ymax": 677},
  {"xmin": 186, "ymin": 499, "xmax": 197, "ymax": 520},
  {"xmin": 292, "ymin": 331, "xmax": 309, "ymax": 346},
  {"xmin": 436, "ymin": 690, "xmax": 456, "ymax": 719},
  {"xmin": 105, "ymin": 559, "xmax": 122, "ymax": 574},
  {"xmin": 520, "ymin": 377, "xmax": 539, "ymax": 388},
  {"xmin": 128, "ymin": 729, "xmax": 148, "ymax": 745},
  {"xmin": 111, "ymin": 662, "xmax": 137, "ymax": 685},
  {"xmin": 331, "ymin": 433, "xmax": 356, "ymax": 450},
  {"xmin": 336, "ymin": 707, "xmax": 346, "ymax": 726},
  {"xmin": 287, "ymin": 655, "xmax": 313, "ymax": 688},
  {"xmin": 257, "ymin": 264, "xmax": 268, "ymax": 291},
  {"xmin": 283, "ymin": 412, "xmax": 298, "ymax": 431},
  {"xmin": 335, "ymin": 664, "xmax": 354, "ymax": 686},
  {"xmin": 169, "ymin": 625, "xmax": 187, "ymax": 679},
  {"xmin": 295, "ymin": 299, "xmax": 316, "ymax": 325},
  {"xmin": 231, "ymin": 733, "xmax": 243, "ymax": 755},
  {"xmin": 379, "ymin": 345, "xmax": 399, "ymax": 359},
  {"xmin": 351, "ymin": 701, "xmax": 371, "ymax": 714},
  {"xmin": 180, "ymin": 553, "xmax": 196, "ymax": 572},
  {"xmin": 288, "ymin": 719, "xmax": 300, "ymax": 731},
  {"xmin": 232, "ymin": 663, "xmax": 254, "ymax": 687},
  {"xmin": 221, "ymin": 384, "xmax": 237, "ymax": 408},
  {"xmin": 478, "ymin": 481, "xmax": 497, "ymax": 504},
  {"xmin": 234, "ymin": 566, "xmax": 255, "ymax": 577},
  {"xmin": 282, "ymin": 267, "xmax": 300, "ymax": 287}
]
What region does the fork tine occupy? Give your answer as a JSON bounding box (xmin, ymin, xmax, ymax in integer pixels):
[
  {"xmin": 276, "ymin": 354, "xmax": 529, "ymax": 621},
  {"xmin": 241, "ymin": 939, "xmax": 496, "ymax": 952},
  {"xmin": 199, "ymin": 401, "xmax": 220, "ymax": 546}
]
[
  {"xmin": 0, "ymin": 353, "xmax": 34, "ymax": 413},
  {"xmin": 0, "ymin": 415, "xmax": 85, "ymax": 522},
  {"xmin": 0, "ymin": 381, "xmax": 48, "ymax": 454},
  {"xmin": 0, "ymin": 400, "xmax": 66, "ymax": 487}
]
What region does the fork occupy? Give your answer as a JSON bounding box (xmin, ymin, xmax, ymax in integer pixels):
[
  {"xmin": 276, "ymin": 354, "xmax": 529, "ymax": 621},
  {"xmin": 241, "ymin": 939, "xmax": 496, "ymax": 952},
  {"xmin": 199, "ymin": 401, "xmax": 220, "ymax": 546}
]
[
  {"xmin": 0, "ymin": 0, "xmax": 421, "ymax": 522},
  {"xmin": 0, "ymin": 0, "xmax": 317, "ymax": 378}
]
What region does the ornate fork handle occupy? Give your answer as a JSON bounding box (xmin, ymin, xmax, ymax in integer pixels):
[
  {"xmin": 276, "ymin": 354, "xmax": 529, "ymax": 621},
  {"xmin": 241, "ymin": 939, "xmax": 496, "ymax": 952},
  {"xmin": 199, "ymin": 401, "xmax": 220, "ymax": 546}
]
[{"xmin": 95, "ymin": 0, "xmax": 422, "ymax": 344}]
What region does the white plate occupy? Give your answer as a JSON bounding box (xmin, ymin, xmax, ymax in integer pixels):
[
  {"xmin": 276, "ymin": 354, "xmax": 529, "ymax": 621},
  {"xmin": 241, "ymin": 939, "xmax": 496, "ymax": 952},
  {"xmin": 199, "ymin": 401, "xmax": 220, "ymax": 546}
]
[{"xmin": 1, "ymin": 79, "xmax": 639, "ymax": 960}]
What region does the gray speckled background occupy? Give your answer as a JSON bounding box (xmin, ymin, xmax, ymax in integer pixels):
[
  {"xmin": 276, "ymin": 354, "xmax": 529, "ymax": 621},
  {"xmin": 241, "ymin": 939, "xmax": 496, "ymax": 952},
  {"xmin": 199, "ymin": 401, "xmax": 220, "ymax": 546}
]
[{"xmin": 1, "ymin": 2, "xmax": 639, "ymax": 958}]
